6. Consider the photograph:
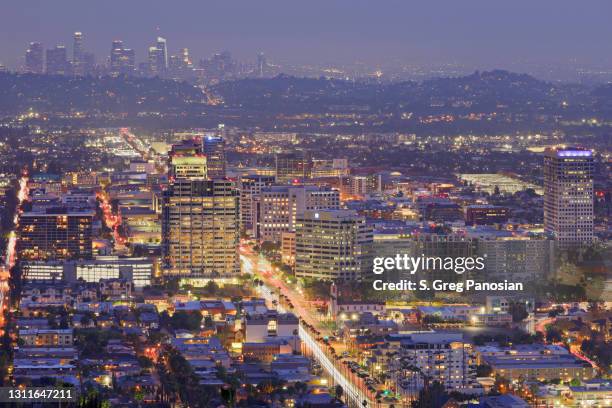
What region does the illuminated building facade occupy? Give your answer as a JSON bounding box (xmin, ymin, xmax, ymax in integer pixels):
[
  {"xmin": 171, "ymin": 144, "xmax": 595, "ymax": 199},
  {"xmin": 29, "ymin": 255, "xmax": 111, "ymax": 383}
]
[
  {"xmin": 275, "ymin": 153, "xmax": 312, "ymax": 183},
  {"xmin": 162, "ymin": 179, "xmax": 240, "ymax": 277},
  {"xmin": 202, "ymin": 136, "xmax": 226, "ymax": 178},
  {"xmin": 465, "ymin": 205, "xmax": 510, "ymax": 225},
  {"xmin": 294, "ymin": 210, "xmax": 372, "ymax": 281},
  {"xmin": 544, "ymin": 148, "xmax": 594, "ymax": 248},
  {"xmin": 311, "ymin": 158, "xmax": 350, "ymax": 178},
  {"xmin": 254, "ymin": 185, "xmax": 340, "ymax": 243},
  {"xmin": 18, "ymin": 208, "xmax": 93, "ymax": 261},
  {"xmin": 72, "ymin": 32, "xmax": 84, "ymax": 76},
  {"xmin": 373, "ymin": 332, "xmax": 480, "ymax": 393},
  {"xmin": 168, "ymin": 139, "xmax": 207, "ymax": 179},
  {"xmin": 110, "ymin": 40, "xmax": 135, "ymax": 75},
  {"xmin": 238, "ymin": 174, "xmax": 275, "ymax": 235}
]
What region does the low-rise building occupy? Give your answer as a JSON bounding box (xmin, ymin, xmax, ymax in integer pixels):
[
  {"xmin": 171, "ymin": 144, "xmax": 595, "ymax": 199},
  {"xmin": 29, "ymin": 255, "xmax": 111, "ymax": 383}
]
[
  {"xmin": 19, "ymin": 328, "xmax": 74, "ymax": 347},
  {"xmin": 244, "ymin": 312, "xmax": 299, "ymax": 342},
  {"xmin": 477, "ymin": 344, "xmax": 595, "ymax": 382},
  {"xmin": 567, "ymin": 379, "xmax": 612, "ymax": 407},
  {"xmin": 371, "ymin": 332, "xmax": 482, "ymax": 394}
]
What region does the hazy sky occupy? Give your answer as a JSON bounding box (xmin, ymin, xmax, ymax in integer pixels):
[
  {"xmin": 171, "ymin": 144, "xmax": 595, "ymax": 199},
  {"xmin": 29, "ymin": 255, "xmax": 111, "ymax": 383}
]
[{"xmin": 1, "ymin": 0, "xmax": 611, "ymax": 71}]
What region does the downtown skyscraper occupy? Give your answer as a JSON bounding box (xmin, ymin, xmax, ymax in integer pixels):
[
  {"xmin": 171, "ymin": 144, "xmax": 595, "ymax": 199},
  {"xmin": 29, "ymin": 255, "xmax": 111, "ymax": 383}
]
[
  {"xmin": 45, "ymin": 45, "xmax": 69, "ymax": 75},
  {"xmin": 544, "ymin": 147, "xmax": 594, "ymax": 248},
  {"xmin": 147, "ymin": 36, "xmax": 168, "ymax": 76},
  {"xmin": 72, "ymin": 32, "xmax": 84, "ymax": 76},
  {"xmin": 110, "ymin": 40, "xmax": 135, "ymax": 76},
  {"xmin": 25, "ymin": 42, "xmax": 44, "ymax": 73}
]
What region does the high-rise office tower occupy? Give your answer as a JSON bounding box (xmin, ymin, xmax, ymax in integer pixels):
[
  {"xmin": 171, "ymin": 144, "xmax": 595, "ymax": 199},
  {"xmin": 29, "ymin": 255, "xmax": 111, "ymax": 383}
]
[
  {"xmin": 110, "ymin": 40, "xmax": 123, "ymax": 72},
  {"xmin": 81, "ymin": 51, "xmax": 95, "ymax": 76},
  {"xmin": 257, "ymin": 52, "xmax": 266, "ymax": 77},
  {"xmin": 17, "ymin": 208, "xmax": 93, "ymax": 261},
  {"xmin": 239, "ymin": 174, "xmax": 275, "ymax": 235},
  {"xmin": 147, "ymin": 46, "xmax": 157, "ymax": 74},
  {"xmin": 72, "ymin": 32, "xmax": 84, "ymax": 76},
  {"xmin": 199, "ymin": 51, "xmax": 236, "ymax": 82},
  {"xmin": 294, "ymin": 210, "xmax": 372, "ymax": 281},
  {"xmin": 544, "ymin": 147, "xmax": 594, "ymax": 248},
  {"xmin": 156, "ymin": 37, "xmax": 168, "ymax": 70},
  {"xmin": 25, "ymin": 42, "xmax": 44, "ymax": 73},
  {"xmin": 162, "ymin": 138, "xmax": 239, "ymax": 277},
  {"xmin": 162, "ymin": 178, "xmax": 240, "ymax": 278},
  {"xmin": 254, "ymin": 185, "xmax": 340, "ymax": 243},
  {"xmin": 147, "ymin": 37, "xmax": 167, "ymax": 76},
  {"xmin": 147, "ymin": 46, "xmax": 162, "ymax": 76},
  {"xmin": 110, "ymin": 40, "xmax": 135, "ymax": 76},
  {"xmin": 45, "ymin": 45, "xmax": 69, "ymax": 75},
  {"xmin": 168, "ymin": 48, "xmax": 193, "ymax": 79},
  {"xmin": 203, "ymin": 136, "xmax": 226, "ymax": 178},
  {"xmin": 181, "ymin": 48, "xmax": 192, "ymax": 68},
  {"xmin": 168, "ymin": 55, "xmax": 181, "ymax": 75},
  {"xmin": 275, "ymin": 152, "xmax": 312, "ymax": 184},
  {"xmin": 168, "ymin": 139, "xmax": 207, "ymax": 179}
]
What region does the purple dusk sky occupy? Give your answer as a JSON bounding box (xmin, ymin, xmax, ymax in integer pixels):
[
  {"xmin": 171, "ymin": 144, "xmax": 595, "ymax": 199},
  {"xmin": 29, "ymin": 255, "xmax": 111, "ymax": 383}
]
[{"xmin": 1, "ymin": 0, "xmax": 611, "ymax": 71}]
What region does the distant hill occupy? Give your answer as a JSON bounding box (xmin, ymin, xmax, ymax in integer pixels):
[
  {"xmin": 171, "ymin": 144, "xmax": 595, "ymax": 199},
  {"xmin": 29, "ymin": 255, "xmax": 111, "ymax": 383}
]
[
  {"xmin": 0, "ymin": 70, "xmax": 609, "ymax": 121},
  {"xmin": 211, "ymin": 70, "xmax": 594, "ymax": 116},
  {"xmin": 0, "ymin": 73, "xmax": 205, "ymax": 114}
]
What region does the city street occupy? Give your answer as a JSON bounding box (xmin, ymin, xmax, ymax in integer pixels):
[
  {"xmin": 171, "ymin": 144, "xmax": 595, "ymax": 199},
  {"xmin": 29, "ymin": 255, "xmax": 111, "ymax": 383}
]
[
  {"xmin": 0, "ymin": 175, "xmax": 28, "ymax": 334},
  {"xmin": 240, "ymin": 244, "xmax": 377, "ymax": 407}
]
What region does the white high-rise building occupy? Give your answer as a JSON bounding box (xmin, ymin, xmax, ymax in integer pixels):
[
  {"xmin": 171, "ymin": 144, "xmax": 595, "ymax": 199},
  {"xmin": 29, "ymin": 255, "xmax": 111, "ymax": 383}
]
[
  {"xmin": 239, "ymin": 174, "xmax": 275, "ymax": 236},
  {"xmin": 156, "ymin": 37, "xmax": 168, "ymax": 70},
  {"xmin": 254, "ymin": 185, "xmax": 340, "ymax": 243},
  {"xmin": 544, "ymin": 148, "xmax": 594, "ymax": 248},
  {"xmin": 294, "ymin": 210, "xmax": 372, "ymax": 281},
  {"xmin": 72, "ymin": 32, "xmax": 84, "ymax": 76}
]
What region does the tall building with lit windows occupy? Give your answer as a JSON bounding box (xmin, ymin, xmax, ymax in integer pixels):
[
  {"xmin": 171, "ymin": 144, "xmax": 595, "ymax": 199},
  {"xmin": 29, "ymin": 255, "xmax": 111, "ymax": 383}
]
[
  {"xmin": 45, "ymin": 45, "xmax": 69, "ymax": 75},
  {"xmin": 147, "ymin": 36, "xmax": 167, "ymax": 76},
  {"xmin": 162, "ymin": 179, "xmax": 239, "ymax": 277},
  {"xmin": 25, "ymin": 42, "xmax": 44, "ymax": 73},
  {"xmin": 72, "ymin": 32, "xmax": 85, "ymax": 76},
  {"xmin": 203, "ymin": 136, "xmax": 226, "ymax": 178},
  {"xmin": 17, "ymin": 208, "xmax": 93, "ymax": 261},
  {"xmin": 294, "ymin": 209, "xmax": 372, "ymax": 282},
  {"xmin": 239, "ymin": 174, "xmax": 275, "ymax": 235},
  {"xmin": 254, "ymin": 185, "xmax": 340, "ymax": 243},
  {"xmin": 110, "ymin": 40, "xmax": 135, "ymax": 75},
  {"xmin": 544, "ymin": 148, "xmax": 594, "ymax": 248},
  {"xmin": 162, "ymin": 138, "xmax": 238, "ymax": 277},
  {"xmin": 156, "ymin": 37, "xmax": 168, "ymax": 70}
]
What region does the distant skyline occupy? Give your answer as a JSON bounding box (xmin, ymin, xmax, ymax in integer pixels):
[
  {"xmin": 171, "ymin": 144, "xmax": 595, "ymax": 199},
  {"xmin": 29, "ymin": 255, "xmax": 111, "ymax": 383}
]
[{"xmin": 2, "ymin": 0, "xmax": 612, "ymax": 76}]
